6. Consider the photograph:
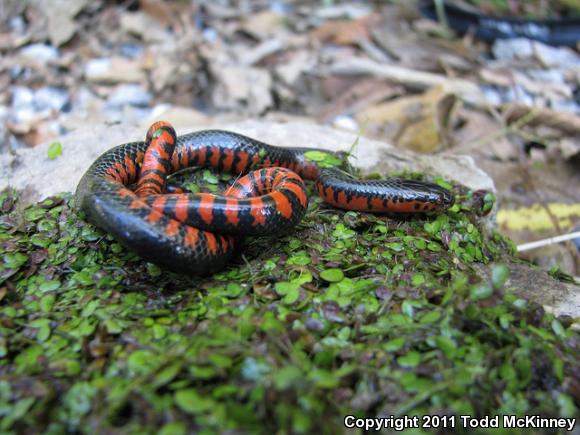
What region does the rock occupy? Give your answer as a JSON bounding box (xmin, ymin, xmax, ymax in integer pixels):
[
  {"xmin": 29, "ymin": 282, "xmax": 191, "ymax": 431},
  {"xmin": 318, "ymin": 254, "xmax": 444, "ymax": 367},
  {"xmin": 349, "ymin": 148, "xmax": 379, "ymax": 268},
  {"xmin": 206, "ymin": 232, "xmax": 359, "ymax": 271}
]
[
  {"xmin": 9, "ymin": 86, "xmax": 69, "ymax": 125},
  {"xmin": 3, "ymin": 120, "xmax": 578, "ymax": 316},
  {"xmin": 106, "ymin": 84, "xmax": 152, "ymax": 108},
  {"xmin": 211, "ymin": 66, "xmax": 273, "ymax": 114},
  {"xmin": 504, "ymin": 262, "xmax": 580, "ymax": 319},
  {"xmin": 558, "ymin": 138, "xmax": 580, "ymax": 160},
  {"xmin": 330, "ymin": 115, "xmax": 358, "ymax": 132},
  {"xmin": 18, "ymin": 43, "xmax": 60, "ymax": 62},
  {"xmin": 47, "ymin": 10, "xmax": 77, "ymax": 46},
  {"xmin": 140, "ymin": 106, "xmax": 210, "ymax": 131},
  {"xmin": 34, "ymin": 87, "xmax": 70, "ymax": 112},
  {"xmin": 532, "ymin": 41, "xmax": 580, "ymax": 68},
  {"xmin": 120, "ymin": 12, "xmax": 165, "ymax": 41},
  {"xmin": 45, "ymin": 0, "xmax": 91, "ymax": 46},
  {"xmin": 492, "ymin": 38, "xmax": 534, "ymax": 61},
  {"xmin": 119, "ymin": 42, "xmax": 145, "ymax": 60},
  {"xmin": 84, "ymin": 57, "xmax": 146, "ymax": 84},
  {"xmin": 0, "ymin": 119, "xmax": 494, "ymax": 204}
]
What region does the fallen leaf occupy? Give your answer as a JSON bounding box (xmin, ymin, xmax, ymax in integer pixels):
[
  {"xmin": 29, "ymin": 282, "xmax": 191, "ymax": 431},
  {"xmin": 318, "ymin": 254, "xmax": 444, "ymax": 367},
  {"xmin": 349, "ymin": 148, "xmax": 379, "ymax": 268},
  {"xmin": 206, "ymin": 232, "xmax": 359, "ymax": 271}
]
[
  {"xmin": 498, "ymin": 203, "xmax": 580, "ymax": 232},
  {"xmin": 311, "ymin": 14, "xmax": 380, "ymax": 46},
  {"xmin": 356, "ymin": 86, "xmax": 458, "ymax": 153}
]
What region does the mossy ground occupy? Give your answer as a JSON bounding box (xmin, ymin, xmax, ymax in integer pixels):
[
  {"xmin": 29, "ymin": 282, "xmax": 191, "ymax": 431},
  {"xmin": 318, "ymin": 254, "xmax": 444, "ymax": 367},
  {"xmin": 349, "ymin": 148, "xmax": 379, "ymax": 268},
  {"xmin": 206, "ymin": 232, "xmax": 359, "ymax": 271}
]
[{"xmin": 0, "ymin": 170, "xmax": 578, "ymax": 434}]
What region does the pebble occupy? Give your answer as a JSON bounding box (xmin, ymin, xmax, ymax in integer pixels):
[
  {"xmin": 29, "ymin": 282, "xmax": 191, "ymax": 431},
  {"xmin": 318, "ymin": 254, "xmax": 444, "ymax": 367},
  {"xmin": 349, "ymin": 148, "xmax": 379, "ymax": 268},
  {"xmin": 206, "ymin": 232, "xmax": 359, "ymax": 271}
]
[
  {"xmin": 526, "ymin": 69, "xmax": 565, "ymax": 84},
  {"xmin": 9, "ymin": 16, "xmax": 27, "ymax": 35},
  {"xmin": 331, "ymin": 115, "xmax": 359, "ymax": 132},
  {"xmin": 19, "ymin": 43, "xmax": 60, "ymax": 62},
  {"xmin": 85, "ymin": 58, "xmax": 112, "ymax": 79},
  {"xmin": 550, "ymin": 99, "xmax": 580, "ymax": 115},
  {"xmin": 11, "ymin": 86, "xmax": 70, "ymax": 116},
  {"xmin": 34, "ymin": 87, "xmax": 70, "ymax": 112},
  {"xmin": 492, "ymin": 38, "xmax": 534, "ymax": 61},
  {"xmin": 119, "ymin": 43, "xmax": 145, "ymax": 59},
  {"xmin": 533, "ymin": 41, "xmax": 580, "ymax": 68},
  {"xmin": 106, "ymin": 84, "xmax": 152, "ymax": 108}
]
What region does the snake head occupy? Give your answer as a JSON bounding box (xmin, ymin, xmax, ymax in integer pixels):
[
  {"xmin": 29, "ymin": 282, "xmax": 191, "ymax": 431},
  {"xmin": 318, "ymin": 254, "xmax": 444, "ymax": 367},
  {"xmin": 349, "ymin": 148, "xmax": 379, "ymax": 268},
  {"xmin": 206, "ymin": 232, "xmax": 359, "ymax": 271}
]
[{"xmin": 437, "ymin": 188, "xmax": 455, "ymax": 211}]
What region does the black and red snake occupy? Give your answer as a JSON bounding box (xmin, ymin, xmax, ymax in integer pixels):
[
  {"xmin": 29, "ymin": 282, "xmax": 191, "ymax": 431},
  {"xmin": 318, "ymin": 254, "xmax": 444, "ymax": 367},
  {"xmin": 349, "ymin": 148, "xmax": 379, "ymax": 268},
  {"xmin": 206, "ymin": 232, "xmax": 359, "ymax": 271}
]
[{"xmin": 75, "ymin": 121, "xmax": 454, "ymax": 275}]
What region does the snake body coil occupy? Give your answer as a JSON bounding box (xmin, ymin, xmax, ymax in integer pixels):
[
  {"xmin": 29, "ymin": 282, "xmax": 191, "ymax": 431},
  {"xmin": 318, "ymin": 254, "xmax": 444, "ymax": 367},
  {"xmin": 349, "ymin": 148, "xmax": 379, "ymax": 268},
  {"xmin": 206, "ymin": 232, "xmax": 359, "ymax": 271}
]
[{"xmin": 75, "ymin": 122, "xmax": 454, "ymax": 275}]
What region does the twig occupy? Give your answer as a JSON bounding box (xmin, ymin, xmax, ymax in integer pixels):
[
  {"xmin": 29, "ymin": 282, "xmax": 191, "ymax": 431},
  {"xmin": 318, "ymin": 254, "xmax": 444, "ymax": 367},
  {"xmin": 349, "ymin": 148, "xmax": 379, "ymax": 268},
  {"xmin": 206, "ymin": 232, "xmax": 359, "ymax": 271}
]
[
  {"xmin": 517, "ymin": 231, "xmax": 580, "ymax": 252},
  {"xmin": 325, "ymin": 57, "xmax": 482, "ymax": 97}
]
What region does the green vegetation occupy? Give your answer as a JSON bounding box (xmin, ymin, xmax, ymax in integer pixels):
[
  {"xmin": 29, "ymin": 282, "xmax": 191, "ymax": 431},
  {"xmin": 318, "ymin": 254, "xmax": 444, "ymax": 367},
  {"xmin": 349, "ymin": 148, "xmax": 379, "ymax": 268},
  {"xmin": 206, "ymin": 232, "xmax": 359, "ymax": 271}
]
[{"xmin": 0, "ymin": 172, "xmax": 578, "ymax": 433}]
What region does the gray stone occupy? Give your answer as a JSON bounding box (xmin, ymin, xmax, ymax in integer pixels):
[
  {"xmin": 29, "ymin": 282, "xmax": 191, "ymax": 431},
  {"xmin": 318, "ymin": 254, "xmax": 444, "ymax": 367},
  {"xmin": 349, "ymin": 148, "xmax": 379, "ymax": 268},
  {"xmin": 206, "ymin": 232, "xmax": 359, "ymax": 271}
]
[
  {"xmin": 2, "ymin": 119, "xmax": 577, "ymax": 317},
  {"xmin": 34, "ymin": 87, "xmax": 70, "ymax": 112},
  {"xmin": 492, "ymin": 38, "xmax": 534, "ymax": 61},
  {"xmin": 0, "ymin": 118, "xmax": 494, "ymax": 202},
  {"xmin": 106, "ymin": 84, "xmax": 152, "ymax": 108},
  {"xmin": 532, "ymin": 41, "xmax": 580, "ymax": 68},
  {"xmin": 18, "ymin": 43, "xmax": 60, "ymax": 62}
]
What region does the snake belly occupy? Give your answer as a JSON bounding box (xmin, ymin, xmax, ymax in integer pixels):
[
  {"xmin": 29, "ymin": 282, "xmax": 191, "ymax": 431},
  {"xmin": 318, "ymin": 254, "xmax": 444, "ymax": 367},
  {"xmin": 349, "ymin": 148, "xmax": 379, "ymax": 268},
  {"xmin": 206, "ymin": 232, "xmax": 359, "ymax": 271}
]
[{"xmin": 75, "ymin": 122, "xmax": 454, "ymax": 275}]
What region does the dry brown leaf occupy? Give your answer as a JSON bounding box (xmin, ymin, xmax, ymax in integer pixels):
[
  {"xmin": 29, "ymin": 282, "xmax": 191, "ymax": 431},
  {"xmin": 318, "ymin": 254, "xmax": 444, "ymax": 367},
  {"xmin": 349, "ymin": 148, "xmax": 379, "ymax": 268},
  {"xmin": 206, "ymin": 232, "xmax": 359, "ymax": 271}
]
[
  {"xmin": 505, "ymin": 103, "xmax": 580, "ymax": 136},
  {"xmin": 139, "ymin": 0, "xmax": 177, "ymax": 27},
  {"xmin": 311, "ymin": 14, "xmax": 380, "ymax": 46},
  {"xmin": 317, "ymin": 79, "xmax": 402, "ymax": 123},
  {"xmin": 356, "ymin": 86, "xmax": 458, "ymax": 153},
  {"xmin": 240, "ymin": 11, "xmax": 285, "ymax": 39}
]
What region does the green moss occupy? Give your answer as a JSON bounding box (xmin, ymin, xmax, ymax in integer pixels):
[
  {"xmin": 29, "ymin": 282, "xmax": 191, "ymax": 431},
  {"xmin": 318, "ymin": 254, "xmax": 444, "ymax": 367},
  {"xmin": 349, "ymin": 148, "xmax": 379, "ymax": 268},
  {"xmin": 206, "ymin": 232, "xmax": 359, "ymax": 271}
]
[{"xmin": 0, "ymin": 179, "xmax": 578, "ymax": 434}]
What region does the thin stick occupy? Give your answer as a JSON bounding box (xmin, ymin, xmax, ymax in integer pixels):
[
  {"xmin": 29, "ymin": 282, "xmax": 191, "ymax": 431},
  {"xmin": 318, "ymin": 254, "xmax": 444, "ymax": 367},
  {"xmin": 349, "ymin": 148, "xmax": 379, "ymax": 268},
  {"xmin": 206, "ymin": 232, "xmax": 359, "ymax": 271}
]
[{"xmin": 517, "ymin": 231, "xmax": 580, "ymax": 252}]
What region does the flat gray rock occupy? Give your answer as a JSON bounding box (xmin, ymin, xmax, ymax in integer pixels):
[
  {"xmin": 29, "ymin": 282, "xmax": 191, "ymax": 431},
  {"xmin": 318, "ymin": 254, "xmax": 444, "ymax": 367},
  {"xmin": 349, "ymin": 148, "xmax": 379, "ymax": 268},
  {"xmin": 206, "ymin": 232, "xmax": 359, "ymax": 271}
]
[{"xmin": 0, "ymin": 119, "xmax": 494, "ymax": 203}]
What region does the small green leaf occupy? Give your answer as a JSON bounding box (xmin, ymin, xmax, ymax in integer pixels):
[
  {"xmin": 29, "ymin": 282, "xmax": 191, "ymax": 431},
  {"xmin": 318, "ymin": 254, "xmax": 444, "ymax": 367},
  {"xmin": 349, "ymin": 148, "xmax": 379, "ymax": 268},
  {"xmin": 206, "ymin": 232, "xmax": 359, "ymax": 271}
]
[
  {"xmin": 47, "ymin": 142, "xmax": 63, "ymax": 160},
  {"xmin": 320, "ymin": 268, "xmax": 344, "ymax": 283},
  {"xmin": 397, "ymin": 351, "xmax": 420, "ymax": 368},
  {"xmin": 470, "ymin": 284, "xmax": 493, "ymax": 300},
  {"xmin": 159, "ymin": 422, "xmax": 187, "ymax": 435},
  {"xmin": 283, "ymin": 286, "xmax": 300, "ymax": 305},
  {"xmin": 551, "ymin": 319, "xmax": 566, "ymax": 338},
  {"xmin": 275, "ymin": 281, "xmax": 299, "ymax": 296},
  {"xmin": 147, "ymin": 263, "xmax": 162, "ymax": 277},
  {"xmin": 419, "ymin": 310, "xmax": 441, "ymax": 324},
  {"xmin": 435, "ymin": 335, "xmax": 456, "ymax": 359},
  {"xmin": 174, "ymin": 388, "xmax": 214, "ymax": 414},
  {"xmin": 127, "ymin": 350, "xmax": 157, "ymax": 375},
  {"xmin": 273, "ymin": 366, "xmax": 302, "ymax": 390},
  {"xmin": 384, "ymin": 337, "xmax": 405, "ymax": 352},
  {"xmin": 304, "ymin": 151, "xmax": 328, "ymax": 162},
  {"xmin": 39, "ymin": 279, "xmax": 60, "ymax": 293},
  {"xmin": 4, "ymin": 253, "xmax": 28, "ymax": 269},
  {"xmin": 411, "ymin": 273, "xmax": 425, "ymax": 286},
  {"xmin": 491, "ymin": 264, "xmax": 509, "ymax": 288}
]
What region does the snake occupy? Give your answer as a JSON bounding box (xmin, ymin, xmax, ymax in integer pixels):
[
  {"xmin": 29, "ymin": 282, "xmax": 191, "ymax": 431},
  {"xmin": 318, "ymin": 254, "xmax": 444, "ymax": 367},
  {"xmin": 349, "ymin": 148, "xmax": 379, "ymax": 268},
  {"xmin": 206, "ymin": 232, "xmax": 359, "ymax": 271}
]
[{"xmin": 75, "ymin": 121, "xmax": 454, "ymax": 275}]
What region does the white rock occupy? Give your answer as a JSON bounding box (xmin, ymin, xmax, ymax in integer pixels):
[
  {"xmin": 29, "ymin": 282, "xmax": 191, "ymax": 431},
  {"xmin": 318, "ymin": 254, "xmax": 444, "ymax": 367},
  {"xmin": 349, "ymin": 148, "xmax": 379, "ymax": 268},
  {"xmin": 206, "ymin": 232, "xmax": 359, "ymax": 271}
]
[
  {"xmin": 211, "ymin": 67, "xmax": 273, "ymax": 114},
  {"xmin": 492, "ymin": 38, "xmax": 534, "ymax": 61},
  {"xmin": 85, "ymin": 57, "xmax": 146, "ymax": 84},
  {"xmin": 330, "ymin": 115, "xmax": 359, "ymax": 132},
  {"xmin": 18, "ymin": 43, "xmax": 60, "ymax": 62},
  {"xmin": 34, "ymin": 87, "xmax": 70, "ymax": 112},
  {"xmin": 532, "ymin": 41, "xmax": 580, "ymax": 68},
  {"xmin": 106, "ymin": 84, "xmax": 152, "ymax": 108}
]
